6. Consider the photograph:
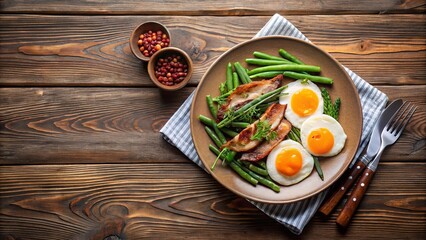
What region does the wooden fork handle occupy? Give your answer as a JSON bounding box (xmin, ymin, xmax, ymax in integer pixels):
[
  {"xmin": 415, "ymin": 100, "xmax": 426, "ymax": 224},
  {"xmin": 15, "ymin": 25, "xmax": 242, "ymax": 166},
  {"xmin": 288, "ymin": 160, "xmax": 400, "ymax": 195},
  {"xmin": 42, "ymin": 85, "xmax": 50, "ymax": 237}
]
[
  {"xmin": 318, "ymin": 161, "xmax": 367, "ymax": 216},
  {"xmin": 336, "ymin": 168, "xmax": 375, "ymax": 228}
]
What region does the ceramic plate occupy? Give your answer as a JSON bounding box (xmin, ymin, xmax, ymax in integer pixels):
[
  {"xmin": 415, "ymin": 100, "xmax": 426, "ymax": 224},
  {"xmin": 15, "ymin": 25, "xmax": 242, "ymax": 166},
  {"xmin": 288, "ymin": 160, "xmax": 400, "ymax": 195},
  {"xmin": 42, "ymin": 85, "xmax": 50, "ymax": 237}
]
[{"xmin": 190, "ymin": 36, "xmax": 362, "ymax": 204}]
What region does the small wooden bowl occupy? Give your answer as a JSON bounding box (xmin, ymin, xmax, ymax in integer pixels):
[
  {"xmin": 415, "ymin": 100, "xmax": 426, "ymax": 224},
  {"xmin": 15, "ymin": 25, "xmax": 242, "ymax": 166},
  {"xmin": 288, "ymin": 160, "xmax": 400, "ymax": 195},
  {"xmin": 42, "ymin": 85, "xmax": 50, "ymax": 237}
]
[
  {"xmin": 147, "ymin": 47, "xmax": 193, "ymax": 91},
  {"xmin": 130, "ymin": 21, "xmax": 171, "ymax": 62}
]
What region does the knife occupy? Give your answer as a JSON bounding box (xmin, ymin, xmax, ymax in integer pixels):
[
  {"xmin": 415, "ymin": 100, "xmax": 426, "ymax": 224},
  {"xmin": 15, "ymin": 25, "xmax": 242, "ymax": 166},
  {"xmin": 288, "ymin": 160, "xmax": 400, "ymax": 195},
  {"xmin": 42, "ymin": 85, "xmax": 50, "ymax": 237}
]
[{"xmin": 318, "ymin": 99, "xmax": 403, "ymax": 216}]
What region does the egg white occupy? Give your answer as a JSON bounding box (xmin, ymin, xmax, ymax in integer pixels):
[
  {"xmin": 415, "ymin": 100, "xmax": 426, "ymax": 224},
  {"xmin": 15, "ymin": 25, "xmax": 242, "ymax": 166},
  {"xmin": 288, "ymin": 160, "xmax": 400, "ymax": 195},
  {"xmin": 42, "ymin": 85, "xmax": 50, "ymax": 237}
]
[
  {"xmin": 279, "ymin": 80, "xmax": 324, "ymax": 128},
  {"xmin": 300, "ymin": 114, "xmax": 347, "ymax": 157},
  {"xmin": 266, "ymin": 140, "xmax": 314, "ymax": 186}
]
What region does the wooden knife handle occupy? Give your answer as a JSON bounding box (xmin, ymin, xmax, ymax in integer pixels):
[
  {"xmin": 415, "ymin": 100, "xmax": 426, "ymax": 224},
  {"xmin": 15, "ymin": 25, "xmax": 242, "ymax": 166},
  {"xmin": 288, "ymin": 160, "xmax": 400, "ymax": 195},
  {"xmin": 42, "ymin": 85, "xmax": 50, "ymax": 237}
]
[
  {"xmin": 336, "ymin": 168, "xmax": 375, "ymax": 228},
  {"xmin": 318, "ymin": 161, "xmax": 367, "ymax": 216}
]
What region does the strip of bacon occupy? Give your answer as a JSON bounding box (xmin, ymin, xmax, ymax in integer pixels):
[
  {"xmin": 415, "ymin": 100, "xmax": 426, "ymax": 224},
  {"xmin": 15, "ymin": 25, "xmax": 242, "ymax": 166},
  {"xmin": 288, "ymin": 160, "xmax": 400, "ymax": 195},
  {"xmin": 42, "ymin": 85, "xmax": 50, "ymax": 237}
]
[
  {"xmin": 240, "ymin": 118, "xmax": 292, "ymax": 161},
  {"xmin": 216, "ymin": 74, "xmax": 283, "ymax": 121},
  {"xmin": 222, "ymin": 103, "xmax": 286, "ymax": 152}
]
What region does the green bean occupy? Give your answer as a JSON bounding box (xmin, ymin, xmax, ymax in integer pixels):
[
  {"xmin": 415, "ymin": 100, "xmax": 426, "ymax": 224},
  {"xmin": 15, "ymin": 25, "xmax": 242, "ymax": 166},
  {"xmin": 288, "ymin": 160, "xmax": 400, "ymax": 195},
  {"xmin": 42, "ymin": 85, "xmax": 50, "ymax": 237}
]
[
  {"xmin": 226, "ymin": 62, "xmax": 234, "ymax": 91},
  {"xmin": 205, "ymin": 126, "xmax": 222, "ymax": 148},
  {"xmin": 229, "ymin": 161, "xmax": 258, "ymax": 186},
  {"xmin": 248, "ymin": 64, "xmax": 321, "ymax": 76},
  {"xmin": 198, "ymin": 114, "xmax": 214, "ymax": 127},
  {"xmin": 249, "ymin": 71, "xmax": 283, "ymax": 79},
  {"xmin": 232, "ymin": 72, "xmax": 240, "ymax": 89},
  {"xmin": 262, "ymin": 93, "xmax": 282, "ymax": 104},
  {"xmin": 236, "ymin": 161, "xmax": 280, "ymax": 192},
  {"xmin": 213, "ymin": 123, "xmax": 227, "ymax": 145},
  {"xmin": 209, "ymin": 145, "xmax": 226, "ymax": 170},
  {"xmin": 313, "ymin": 156, "xmax": 324, "ymax": 181},
  {"xmin": 221, "ymin": 128, "xmax": 238, "ymax": 138},
  {"xmin": 249, "ymin": 164, "xmax": 268, "ymax": 176},
  {"xmin": 253, "ymin": 51, "xmax": 287, "ymax": 61},
  {"xmin": 283, "ymin": 71, "xmax": 333, "ymax": 85},
  {"xmin": 239, "ymin": 160, "xmax": 250, "ymax": 167},
  {"xmin": 199, "ymin": 114, "xmax": 234, "ymax": 141},
  {"xmin": 278, "ymin": 49, "xmax": 304, "ymax": 64},
  {"xmin": 209, "ymin": 145, "xmax": 236, "ymax": 163},
  {"xmin": 230, "ymin": 122, "xmax": 250, "ymax": 128},
  {"xmin": 212, "ymin": 90, "xmax": 232, "ymax": 103},
  {"xmin": 234, "ymin": 62, "xmax": 252, "ymax": 84},
  {"xmin": 256, "ymin": 104, "xmax": 271, "ymax": 115},
  {"xmin": 209, "ymin": 144, "xmax": 221, "ymax": 156},
  {"xmin": 226, "ymin": 151, "xmax": 237, "ymax": 163},
  {"xmin": 217, "ymin": 85, "xmax": 287, "ymax": 128},
  {"xmin": 206, "ymin": 95, "xmax": 217, "ymax": 119},
  {"xmin": 246, "ymin": 58, "xmax": 294, "ymax": 66},
  {"xmin": 258, "ymin": 161, "xmax": 267, "ymax": 169}
]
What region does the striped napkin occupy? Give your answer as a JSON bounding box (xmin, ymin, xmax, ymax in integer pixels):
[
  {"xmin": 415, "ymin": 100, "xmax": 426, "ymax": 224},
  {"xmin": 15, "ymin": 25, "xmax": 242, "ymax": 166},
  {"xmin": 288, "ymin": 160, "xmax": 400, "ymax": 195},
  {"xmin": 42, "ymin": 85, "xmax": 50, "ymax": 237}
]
[{"xmin": 160, "ymin": 14, "xmax": 388, "ymax": 234}]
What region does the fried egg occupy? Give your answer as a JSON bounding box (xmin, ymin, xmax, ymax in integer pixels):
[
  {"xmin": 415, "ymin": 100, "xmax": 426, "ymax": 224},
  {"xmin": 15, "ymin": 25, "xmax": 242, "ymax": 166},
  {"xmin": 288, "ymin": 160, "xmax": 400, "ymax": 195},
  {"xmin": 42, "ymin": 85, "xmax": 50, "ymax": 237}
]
[
  {"xmin": 279, "ymin": 80, "xmax": 324, "ymax": 128},
  {"xmin": 266, "ymin": 140, "xmax": 314, "ymax": 186},
  {"xmin": 301, "ymin": 114, "xmax": 347, "ymax": 157}
]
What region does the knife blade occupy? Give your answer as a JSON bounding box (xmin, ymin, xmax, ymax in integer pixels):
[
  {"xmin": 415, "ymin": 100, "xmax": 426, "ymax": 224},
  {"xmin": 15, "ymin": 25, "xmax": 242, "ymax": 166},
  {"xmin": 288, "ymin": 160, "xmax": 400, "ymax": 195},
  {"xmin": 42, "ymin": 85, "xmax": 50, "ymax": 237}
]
[{"xmin": 318, "ymin": 99, "xmax": 403, "ymax": 216}]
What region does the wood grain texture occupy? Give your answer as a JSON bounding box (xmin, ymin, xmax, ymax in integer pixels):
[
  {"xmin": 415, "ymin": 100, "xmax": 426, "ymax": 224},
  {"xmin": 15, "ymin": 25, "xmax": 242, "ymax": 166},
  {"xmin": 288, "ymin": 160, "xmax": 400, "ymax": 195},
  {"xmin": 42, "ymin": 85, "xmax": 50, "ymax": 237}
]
[
  {"xmin": 1, "ymin": 86, "xmax": 424, "ymax": 165},
  {"xmin": 0, "ymin": 15, "xmax": 425, "ymax": 87},
  {"xmin": 1, "ymin": 0, "xmax": 425, "ymax": 15},
  {"xmin": 0, "ymin": 87, "xmax": 193, "ymax": 164},
  {"xmin": 0, "ymin": 163, "xmax": 425, "ymax": 239}
]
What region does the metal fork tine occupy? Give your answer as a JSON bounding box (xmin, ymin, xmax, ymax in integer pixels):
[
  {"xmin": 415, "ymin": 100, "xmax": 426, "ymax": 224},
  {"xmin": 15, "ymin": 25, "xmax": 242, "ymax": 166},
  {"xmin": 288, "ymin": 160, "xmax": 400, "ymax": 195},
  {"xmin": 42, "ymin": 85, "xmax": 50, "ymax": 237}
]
[
  {"xmin": 394, "ymin": 104, "xmax": 417, "ymax": 138},
  {"xmin": 390, "ymin": 102, "xmax": 411, "ymax": 134},
  {"xmin": 387, "ymin": 101, "xmax": 408, "ymax": 134}
]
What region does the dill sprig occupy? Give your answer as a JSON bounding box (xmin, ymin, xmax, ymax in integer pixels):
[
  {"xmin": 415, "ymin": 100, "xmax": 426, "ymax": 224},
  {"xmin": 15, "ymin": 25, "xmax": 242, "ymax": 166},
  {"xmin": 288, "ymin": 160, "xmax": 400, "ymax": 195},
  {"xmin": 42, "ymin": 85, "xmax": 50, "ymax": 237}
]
[
  {"xmin": 238, "ymin": 106, "xmax": 258, "ymax": 123},
  {"xmin": 251, "ymin": 120, "xmax": 277, "ymax": 141}
]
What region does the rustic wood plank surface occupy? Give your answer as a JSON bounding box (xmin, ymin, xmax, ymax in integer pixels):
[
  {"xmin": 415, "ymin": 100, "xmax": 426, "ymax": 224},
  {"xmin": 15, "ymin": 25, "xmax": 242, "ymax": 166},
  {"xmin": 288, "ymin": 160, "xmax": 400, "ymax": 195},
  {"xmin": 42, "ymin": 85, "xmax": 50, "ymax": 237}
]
[
  {"xmin": 1, "ymin": 15, "xmax": 425, "ymax": 87},
  {"xmin": 0, "ymin": 1, "xmax": 425, "ymax": 239}
]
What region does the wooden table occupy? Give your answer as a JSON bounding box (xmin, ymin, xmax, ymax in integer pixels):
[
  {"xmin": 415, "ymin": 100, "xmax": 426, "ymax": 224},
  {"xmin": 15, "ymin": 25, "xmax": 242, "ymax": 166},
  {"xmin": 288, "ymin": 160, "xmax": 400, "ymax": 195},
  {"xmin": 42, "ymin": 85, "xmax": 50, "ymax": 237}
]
[{"xmin": 1, "ymin": 1, "xmax": 425, "ymax": 239}]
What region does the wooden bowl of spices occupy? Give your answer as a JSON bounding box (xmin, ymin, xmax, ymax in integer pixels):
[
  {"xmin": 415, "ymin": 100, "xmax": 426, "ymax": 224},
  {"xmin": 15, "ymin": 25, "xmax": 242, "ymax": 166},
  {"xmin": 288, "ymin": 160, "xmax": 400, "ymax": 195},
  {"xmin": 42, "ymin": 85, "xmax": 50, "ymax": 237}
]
[
  {"xmin": 147, "ymin": 47, "xmax": 193, "ymax": 91},
  {"xmin": 130, "ymin": 21, "xmax": 171, "ymax": 62}
]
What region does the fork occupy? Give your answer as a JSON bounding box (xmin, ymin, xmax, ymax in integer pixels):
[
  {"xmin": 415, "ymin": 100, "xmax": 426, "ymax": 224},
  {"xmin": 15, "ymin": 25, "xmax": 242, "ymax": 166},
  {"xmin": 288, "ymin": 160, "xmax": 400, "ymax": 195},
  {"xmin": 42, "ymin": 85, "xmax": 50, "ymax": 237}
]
[{"xmin": 336, "ymin": 101, "xmax": 417, "ymax": 227}]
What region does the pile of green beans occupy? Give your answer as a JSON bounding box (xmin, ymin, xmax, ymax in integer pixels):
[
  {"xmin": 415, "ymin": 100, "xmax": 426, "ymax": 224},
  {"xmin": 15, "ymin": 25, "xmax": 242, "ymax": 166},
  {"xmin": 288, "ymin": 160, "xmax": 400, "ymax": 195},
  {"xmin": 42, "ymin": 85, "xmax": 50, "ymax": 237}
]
[
  {"xmin": 246, "ymin": 49, "xmax": 334, "ymax": 85},
  {"xmin": 218, "ymin": 60, "xmax": 254, "ymax": 95}
]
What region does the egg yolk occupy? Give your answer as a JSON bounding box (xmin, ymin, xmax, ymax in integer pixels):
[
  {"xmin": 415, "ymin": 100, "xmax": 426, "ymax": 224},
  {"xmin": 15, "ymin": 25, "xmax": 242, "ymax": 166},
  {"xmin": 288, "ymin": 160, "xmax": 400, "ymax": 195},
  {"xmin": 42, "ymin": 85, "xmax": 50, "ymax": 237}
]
[
  {"xmin": 275, "ymin": 148, "xmax": 303, "ymax": 176},
  {"xmin": 291, "ymin": 88, "xmax": 319, "ymax": 117},
  {"xmin": 308, "ymin": 128, "xmax": 334, "ymax": 154}
]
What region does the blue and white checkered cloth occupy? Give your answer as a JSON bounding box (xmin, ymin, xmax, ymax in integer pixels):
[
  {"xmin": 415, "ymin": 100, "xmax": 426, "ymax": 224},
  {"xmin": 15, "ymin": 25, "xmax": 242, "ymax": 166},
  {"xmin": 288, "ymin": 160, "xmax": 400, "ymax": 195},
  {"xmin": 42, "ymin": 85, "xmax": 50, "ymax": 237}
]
[{"xmin": 160, "ymin": 14, "xmax": 388, "ymax": 234}]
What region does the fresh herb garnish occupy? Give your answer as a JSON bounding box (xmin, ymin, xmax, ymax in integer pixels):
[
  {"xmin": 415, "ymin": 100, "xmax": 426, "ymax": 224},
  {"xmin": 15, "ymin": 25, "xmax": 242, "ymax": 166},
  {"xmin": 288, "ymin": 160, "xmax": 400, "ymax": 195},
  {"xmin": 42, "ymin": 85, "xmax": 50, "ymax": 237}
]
[
  {"xmin": 251, "ymin": 120, "xmax": 277, "ymax": 141},
  {"xmin": 321, "ymin": 87, "xmax": 341, "ymax": 120},
  {"xmin": 265, "ymin": 130, "xmax": 278, "ymax": 141},
  {"xmin": 238, "ymin": 106, "xmax": 258, "ymax": 123},
  {"xmin": 224, "ymin": 107, "xmax": 235, "ymax": 120}
]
